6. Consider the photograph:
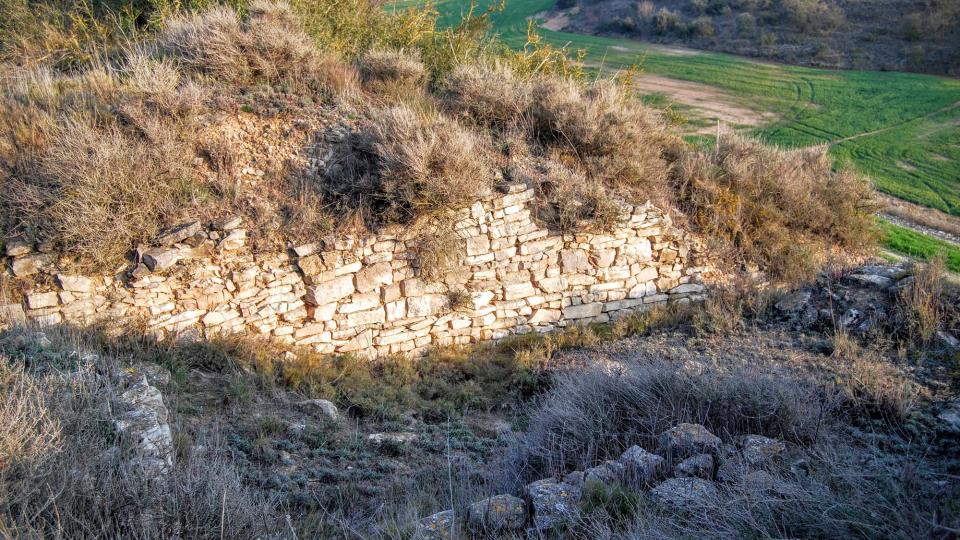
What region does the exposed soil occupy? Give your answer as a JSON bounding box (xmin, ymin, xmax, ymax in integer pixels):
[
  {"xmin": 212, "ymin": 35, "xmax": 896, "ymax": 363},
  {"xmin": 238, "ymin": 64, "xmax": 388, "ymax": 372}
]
[{"xmin": 633, "ymin": 74, "xmax": 778, "ymax": 133}]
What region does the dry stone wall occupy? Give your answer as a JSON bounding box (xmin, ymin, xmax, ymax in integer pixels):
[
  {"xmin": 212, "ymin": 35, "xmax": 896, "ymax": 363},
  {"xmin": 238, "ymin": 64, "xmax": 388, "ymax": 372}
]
[{"xmin": 1, "ymin": 184, "xmax": 711, "ymax": 357}]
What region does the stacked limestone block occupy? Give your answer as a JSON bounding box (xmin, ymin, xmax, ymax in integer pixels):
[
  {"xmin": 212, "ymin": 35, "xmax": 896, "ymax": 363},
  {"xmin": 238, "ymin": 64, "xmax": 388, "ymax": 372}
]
[{"xmin": 1, "ymin": 184, "xmax": 711, "ymax": 356}]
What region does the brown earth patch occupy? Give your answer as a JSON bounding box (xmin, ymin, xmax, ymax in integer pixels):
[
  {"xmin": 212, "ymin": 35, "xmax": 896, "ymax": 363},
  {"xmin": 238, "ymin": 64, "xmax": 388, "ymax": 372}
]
[{"xmin": 634, "ymin": 75, "xmax": 777, "ymax": 134}]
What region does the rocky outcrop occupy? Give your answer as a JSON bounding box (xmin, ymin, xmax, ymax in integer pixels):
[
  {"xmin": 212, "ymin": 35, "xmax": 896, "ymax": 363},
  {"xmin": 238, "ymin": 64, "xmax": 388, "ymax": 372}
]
[
  {"xmin": 657, "ymin": 423, "xmax": 722, "ymax": 462},
  {"xmin": 467, "ymin": 495, "xmax": 527, "ymax": 532},
  {"xmin": 416, "ymin": 423, "xmax": 793, "ymax": 535},
  {"xmin": 650, "ymin": 477, "xmax": 719, "ymax": 509},
  {"xmin": 525, "ymin": 478, "xmax": 582, "ymax": 531},
  {"xmin": 1, "ymin": 184, "xmax": 712, "ymax": 356}
]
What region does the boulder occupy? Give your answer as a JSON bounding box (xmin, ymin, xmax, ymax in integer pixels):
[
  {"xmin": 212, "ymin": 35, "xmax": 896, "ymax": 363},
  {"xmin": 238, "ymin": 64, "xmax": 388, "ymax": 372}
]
[
  {"xmin": 156, "ymin": 221, "xmax": 201, "ymax": 246},
  {"xmin": 218, "ymin": 229, "xmax": 246, "ymax": 251},
  {"xmin": 583, "ymin": 460, "xmax": 626, "ymax": 493},
  {"xmin": 415, "ymin": 510, "xmax": 455, "ymax": 540},
  {"xmin": 12, "ymin": 253, "xmax": 52, "ymax": 276},
  {"xmin": 5, "ymin": 238, "xmax": 32, "ymax": 257},
  {"xmin": 113, "ymin": 374, "xmax": 174, "ymax": 478},
  {"xmin": 367, "ymin": 432, "xmax": 417, "ymax": 446},
  {"xmin": 298, "ymin": 399, "xmax": 339, "ymax": 421},
  {"xmin": 213, "ymin": 214, "xmax": 243, "ymax": 231},
  {"xmin": 674, "ymin": 453, "xmax": 714, "ymax": 479},
  {"xmin": 468, "ymin": 494, "xmax": 526, "ymax": 532},
  {"xmin": 846, "ymin": 273, "xmax": 893, "ymax": 289},
  {"xmin": 650, "ymin": 478, "xmax": 719, "ymax": 510},
  {"xmin": 619, "ymin": 445, "xmax": 666, "ymax": 487},
  {"xmin": 775, "ymin": 290, "xmax": 811, "ymax": 313},
  {"xmin": 657, "ymin": 423, "xmax": 721, "ymax": 462},
  {"xmin": 56, "ymin": 274, "xmax": 94, "ymax": 293},
  {"xmin": 740, "ymin": 435, "xmax": 786, "ymax": 467},
  {"xmin": 142, "ymin": 248, "xmax": 181, "ymax": 272},
  {"xmin": 524, "ymin": 478, "xmax": 581, "ymax": 531}
]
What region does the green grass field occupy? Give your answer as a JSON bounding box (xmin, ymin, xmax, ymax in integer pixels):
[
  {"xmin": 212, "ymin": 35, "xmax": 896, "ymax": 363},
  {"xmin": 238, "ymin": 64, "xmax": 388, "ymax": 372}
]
[
  {"xmin": 878, "ymin": 221, "xmax": 960, "ymax": 272},
  {"xmin": 392, "ymin": 0, "xmax": 960, "ymax": 216}
]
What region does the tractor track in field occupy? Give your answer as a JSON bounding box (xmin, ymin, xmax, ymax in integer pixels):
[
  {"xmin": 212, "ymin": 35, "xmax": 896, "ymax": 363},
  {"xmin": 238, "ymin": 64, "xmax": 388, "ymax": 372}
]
[{"xmin": 829, "ymin": 101, "xmax": 960, "ymax": 148}]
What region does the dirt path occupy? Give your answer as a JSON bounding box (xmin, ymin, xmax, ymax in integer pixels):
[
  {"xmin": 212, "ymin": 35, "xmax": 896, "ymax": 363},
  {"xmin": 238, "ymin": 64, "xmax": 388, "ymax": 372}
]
[{"xmin": 879, "ymin": 194, "xmax": 960, "ymax": 245}]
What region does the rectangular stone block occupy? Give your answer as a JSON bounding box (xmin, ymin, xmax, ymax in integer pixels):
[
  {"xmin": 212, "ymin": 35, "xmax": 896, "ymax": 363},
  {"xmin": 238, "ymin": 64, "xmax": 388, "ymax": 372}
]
[
  {"xmin": 26, "ymin": 292, "xmax": 59, "ymax": 309},
  {"xmin": 355, "ymin": 262, "xmax": 393, "ymax": 293},
  {"xmin": 346, "ymin": 307, "xmax": 385, "ymax": 326},
  {"xmin": 562, "ymin": 302, "xmax": 603, "ymax": 319},
  {"xmin": 305, "ymin": 275, "xmax": 355, "ymax": 305},
  {"xmin": 503, "ymin": 282, "xmax": 537, "ymax": 300},
  {"xmin": 339, "ymin": 292, "xmax": 379, "ymax": 314},
  {"xmin": 56, "ymin": 274, "xmax": 94, "ymax": 293}
]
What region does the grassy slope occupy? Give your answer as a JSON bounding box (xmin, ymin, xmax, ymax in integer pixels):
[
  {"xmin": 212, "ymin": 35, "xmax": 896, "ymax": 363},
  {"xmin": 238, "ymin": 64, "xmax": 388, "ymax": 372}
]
[{"xmin": 393, "ymin": 0, "xmax": 960, "ymax": 216}]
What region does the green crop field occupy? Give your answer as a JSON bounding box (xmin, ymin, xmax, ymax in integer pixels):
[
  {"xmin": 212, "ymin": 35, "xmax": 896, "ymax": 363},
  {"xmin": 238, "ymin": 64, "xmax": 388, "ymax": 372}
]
[
  {"xmin": 391, "ymin": 0, "xmax": 960, "ymax": 216},
  {"xmin": 878, "ymin": 221, "xmax": 960, "ymax": 272}
]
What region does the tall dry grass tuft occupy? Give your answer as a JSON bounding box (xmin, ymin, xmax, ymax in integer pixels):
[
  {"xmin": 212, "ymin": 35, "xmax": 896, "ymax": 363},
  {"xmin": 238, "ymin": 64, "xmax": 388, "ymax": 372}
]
[
  {"xmin": 0, "ymin": 65, "xmax": 198, "ymax": 266},
  {"xmin": 896, "ymin": 255, "xmax": 946, "ymax": 345},
  {"xmin": 323, "ymin": 103, "xmax": 491, "ymax": 226},
  {"xmin": 355, "ymin": 48, "xmax": 427, "ymax": 96},
  {"xmin": 527, "ymin": 78, "xmax": 673, "ymax": 200},
  {"xmin": 673, "ymin": 134, "xmax": 877, "ymax": 283},
  {"xmin": 0, "ymin": 2, "xmax": 362, "ymax": 268},
  {"xmin": 0, "ymin": 361, "xmax": 60, "ymax": 473},
  {"xmin": 157, "ymin": 1, "xmax": 357, "ymax": 97},
  {"xmin": 442, "ymin": 61, "xmax": 532, "ymax": 128}
]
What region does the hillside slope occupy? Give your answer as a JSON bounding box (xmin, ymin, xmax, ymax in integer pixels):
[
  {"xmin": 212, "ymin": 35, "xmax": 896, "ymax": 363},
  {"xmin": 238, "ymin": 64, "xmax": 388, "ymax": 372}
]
[{"xmin": 552, "ymin": 0, "xmax": 960, "ymax": 76}]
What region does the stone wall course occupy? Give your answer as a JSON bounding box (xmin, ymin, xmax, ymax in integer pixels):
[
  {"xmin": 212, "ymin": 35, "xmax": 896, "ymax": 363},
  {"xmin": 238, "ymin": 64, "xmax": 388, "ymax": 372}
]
[{"xmin": 1, "ymin": 184, "xmax": 714, "ymax": 356}]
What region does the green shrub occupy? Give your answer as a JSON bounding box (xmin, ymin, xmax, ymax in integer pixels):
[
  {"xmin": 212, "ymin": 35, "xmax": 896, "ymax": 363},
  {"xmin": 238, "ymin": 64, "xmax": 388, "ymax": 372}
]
[
  {"xmin": 735, "ymin": 12, "xmax": 756, "ymax": 35},
  {"xmin": 690, "ymin": 16, "xmax": 715, "ymax": 38}
]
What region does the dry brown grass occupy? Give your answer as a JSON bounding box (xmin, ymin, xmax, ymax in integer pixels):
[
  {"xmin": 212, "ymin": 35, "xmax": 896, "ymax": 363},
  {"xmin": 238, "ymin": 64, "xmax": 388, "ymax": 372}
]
[
  {"xmin": 355, "ymin": 48, "xmax": 427, "ymax": 96},
  {"xmin": 896, "ymin": 255, "xmax": 947, "ymax": 345},
  {"xmin": 0, "ymin": 66, "xmax": 198, "ymax": 266},
  {"xmin": 527, "ymin": 78, "xmax": 673, "ymax": 200},
  {"xmin": 442, "ymin": 61, "xmax": 532, "ymax": 128},
  {"xmin": 673, "ymin": 134, "xmax": 878, "ymax": 284},
  {"xmin": 0, "ymin": 2, "xmax": 360, "ymax": 268},
  {"xmin": 157, "ymin": 1, "xmax": 357, "ymax": 97},
  {"xmin": 0, "ymin": 361, "xmax": 60, "ymax": 473},
  {"xmin": 530, "ymin": 161, "xmax": 628, "ymax": 232},
  {"xmin": 323, "ymin": 103, "xmax": 491, "ymax": 227},
  {"xmin": 0, "ymin": 328, "xmax": 281, "ymax": 538}
]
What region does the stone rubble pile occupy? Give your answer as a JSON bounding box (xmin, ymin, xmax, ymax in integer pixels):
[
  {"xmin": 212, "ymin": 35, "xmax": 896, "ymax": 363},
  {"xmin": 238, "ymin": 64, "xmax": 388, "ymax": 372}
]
[
  {"xmin": 112, "ymin": 364, "xmax": 175, "ymax": 479},
  {"xmin": 2, "ymin": 184, "xmax": 711, "ymax": 357},
  {"xmin": 414, "ymin": 423, "xmax": 789, "ymax": 539}
]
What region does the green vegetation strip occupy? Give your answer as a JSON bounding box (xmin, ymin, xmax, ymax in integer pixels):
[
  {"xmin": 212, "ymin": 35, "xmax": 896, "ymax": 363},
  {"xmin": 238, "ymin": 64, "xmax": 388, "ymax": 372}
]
[
  {"xmin": 878, "ymin": 220, "xmax": 960, "ymax": 272},
  {"xmin": 392, "ymin": 0, "xmax": 960, "ymax": 216}
]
